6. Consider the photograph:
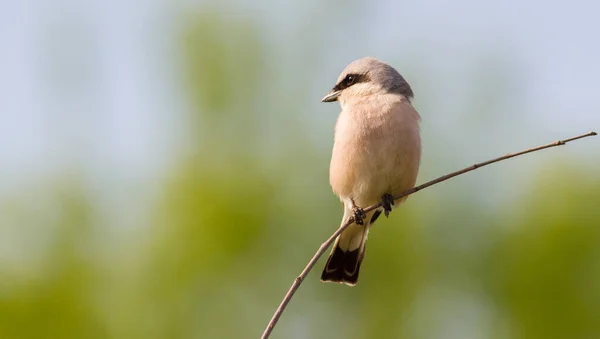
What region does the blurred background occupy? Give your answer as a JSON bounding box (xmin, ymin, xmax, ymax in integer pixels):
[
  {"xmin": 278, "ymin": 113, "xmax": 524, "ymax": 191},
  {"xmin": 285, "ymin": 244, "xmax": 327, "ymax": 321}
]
[{"xmin": 1, "ymin": 0, "xmax": 600, "ymax": 338}]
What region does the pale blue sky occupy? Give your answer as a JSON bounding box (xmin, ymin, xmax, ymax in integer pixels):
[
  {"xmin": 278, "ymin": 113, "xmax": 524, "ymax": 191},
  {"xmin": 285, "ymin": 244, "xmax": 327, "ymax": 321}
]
[{"xmin": 1, "ymin": 0, "xmax": 598, "ymax": 195}]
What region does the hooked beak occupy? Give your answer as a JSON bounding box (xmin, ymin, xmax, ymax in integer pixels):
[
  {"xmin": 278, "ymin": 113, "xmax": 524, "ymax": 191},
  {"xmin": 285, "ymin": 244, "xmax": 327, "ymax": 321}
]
[{"xmin": 321, "ymin": 89, "xmax": 341, "ymax": 103}]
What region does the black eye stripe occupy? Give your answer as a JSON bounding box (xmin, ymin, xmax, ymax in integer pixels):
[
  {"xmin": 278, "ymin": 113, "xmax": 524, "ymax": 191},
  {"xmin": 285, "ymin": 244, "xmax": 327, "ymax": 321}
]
[{"xmin": 333, "ymin": 73, "xmax": 368, "ymax": 91}]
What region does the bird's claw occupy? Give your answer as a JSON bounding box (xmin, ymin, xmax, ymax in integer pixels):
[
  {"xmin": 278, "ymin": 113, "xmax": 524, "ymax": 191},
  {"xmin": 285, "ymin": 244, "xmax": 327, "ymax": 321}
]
[
  {"xmin": 353, "ymin": 207, "xmax": 366, "ymax": 225},
  {"xmin": 382, "ymin": 193, "xmax": 394, "ymax": 218}
]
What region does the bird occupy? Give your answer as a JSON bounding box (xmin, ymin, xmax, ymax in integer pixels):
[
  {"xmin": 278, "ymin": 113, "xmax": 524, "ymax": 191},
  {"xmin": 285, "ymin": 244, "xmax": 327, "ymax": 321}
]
[{"xmin": 320, "ymin": 57, "xmax": 422, "ymax": 286}]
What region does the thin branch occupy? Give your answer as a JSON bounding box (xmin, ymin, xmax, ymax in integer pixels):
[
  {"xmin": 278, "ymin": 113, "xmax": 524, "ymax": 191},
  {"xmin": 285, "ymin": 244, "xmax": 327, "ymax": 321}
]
[{"xmin": 261, "ymin": 131, "xmax": 597, "ymax": 339}]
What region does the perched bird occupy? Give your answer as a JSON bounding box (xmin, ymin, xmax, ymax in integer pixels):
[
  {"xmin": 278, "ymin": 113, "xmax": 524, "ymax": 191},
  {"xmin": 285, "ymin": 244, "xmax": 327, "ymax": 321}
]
[{"xmin": 320, "ymin": 57, "xmax": 422, "ymax": 286}]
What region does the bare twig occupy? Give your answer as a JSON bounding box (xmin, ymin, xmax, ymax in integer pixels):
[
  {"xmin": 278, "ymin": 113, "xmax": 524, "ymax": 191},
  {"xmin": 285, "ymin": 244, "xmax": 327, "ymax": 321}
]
[{"xmin": 261, "ymin": 131, "xmax": 597, "ymax": 339}]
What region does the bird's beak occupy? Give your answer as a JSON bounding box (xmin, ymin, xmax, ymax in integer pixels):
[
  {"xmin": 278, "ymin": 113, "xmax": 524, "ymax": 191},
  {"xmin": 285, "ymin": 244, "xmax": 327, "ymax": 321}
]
[{"xmin": 321, "ymin": 89, "xmax": 340, "ymax": 103}]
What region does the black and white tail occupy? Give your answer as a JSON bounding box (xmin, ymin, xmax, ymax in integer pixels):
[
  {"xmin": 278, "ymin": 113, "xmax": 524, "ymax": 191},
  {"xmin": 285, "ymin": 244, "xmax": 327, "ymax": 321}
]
[{"xmin": 320, "ymin": 211, "xmax": 378, "ymax": 286}]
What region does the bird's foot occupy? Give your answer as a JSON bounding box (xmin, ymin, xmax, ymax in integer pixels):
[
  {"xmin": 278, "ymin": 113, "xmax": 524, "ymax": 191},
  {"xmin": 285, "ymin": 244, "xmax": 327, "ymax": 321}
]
[
  {"xmin": 382, "ymin": 193, "xmax": 394, "ymax": 218},
  {"xmin": 352, "ymin": 206, "xmax": 366, "ymax": 225}
]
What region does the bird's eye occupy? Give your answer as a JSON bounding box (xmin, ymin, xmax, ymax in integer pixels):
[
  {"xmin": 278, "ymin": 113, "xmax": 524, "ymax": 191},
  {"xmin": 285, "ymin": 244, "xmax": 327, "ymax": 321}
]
[{"xmin": 344, "ymin": 74, "xmax": 356, "ymax": 86}]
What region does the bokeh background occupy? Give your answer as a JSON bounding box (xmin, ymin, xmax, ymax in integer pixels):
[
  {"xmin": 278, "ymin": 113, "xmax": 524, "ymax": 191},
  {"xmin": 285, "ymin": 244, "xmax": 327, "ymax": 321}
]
[{"xmin": 2, "ymin": 0, "xmax": 600, "ymax": 338}]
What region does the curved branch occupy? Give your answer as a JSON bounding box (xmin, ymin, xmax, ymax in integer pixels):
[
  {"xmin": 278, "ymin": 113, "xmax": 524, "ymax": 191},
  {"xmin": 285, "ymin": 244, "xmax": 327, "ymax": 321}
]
[{"xmin": 260, "ymin": 131, "xmax": 597, "ymax": 339}]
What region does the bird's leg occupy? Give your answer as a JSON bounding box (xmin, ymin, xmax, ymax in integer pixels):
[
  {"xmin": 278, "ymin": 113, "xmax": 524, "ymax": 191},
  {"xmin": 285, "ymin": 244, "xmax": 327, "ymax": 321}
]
[
  {"xmin": 382, "ymin": 193, "xmax": 395, "ymax": 217},
  {"xmin": 350, "ymin": 198, "xmax": 366, "ymax": 225}
]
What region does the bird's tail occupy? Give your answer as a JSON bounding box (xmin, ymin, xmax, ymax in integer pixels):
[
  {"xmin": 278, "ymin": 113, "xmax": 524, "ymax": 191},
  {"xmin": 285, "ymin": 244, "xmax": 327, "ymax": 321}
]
[{"xmin": 321, "ymin": 219, "xmax": 370, "ymax": 286}]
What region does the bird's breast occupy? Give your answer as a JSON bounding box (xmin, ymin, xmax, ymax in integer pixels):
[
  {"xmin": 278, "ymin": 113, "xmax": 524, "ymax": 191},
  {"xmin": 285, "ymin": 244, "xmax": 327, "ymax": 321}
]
[{"xmin": 329, "ymin": 97, "xmax": 421, "ymax": 206}]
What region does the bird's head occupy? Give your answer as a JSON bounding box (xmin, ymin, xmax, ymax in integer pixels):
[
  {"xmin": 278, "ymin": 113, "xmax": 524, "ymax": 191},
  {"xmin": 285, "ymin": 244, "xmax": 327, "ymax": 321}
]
[{"xmin": 322, "ymin": 57, "xmax": 413, "ymax": 105}]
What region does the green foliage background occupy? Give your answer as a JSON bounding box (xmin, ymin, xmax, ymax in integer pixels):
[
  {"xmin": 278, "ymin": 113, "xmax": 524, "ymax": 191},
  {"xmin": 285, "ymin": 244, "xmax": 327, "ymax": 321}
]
[{"xmin": 1, "ymin": 4, "xmax": 599, "ymax": 339}]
